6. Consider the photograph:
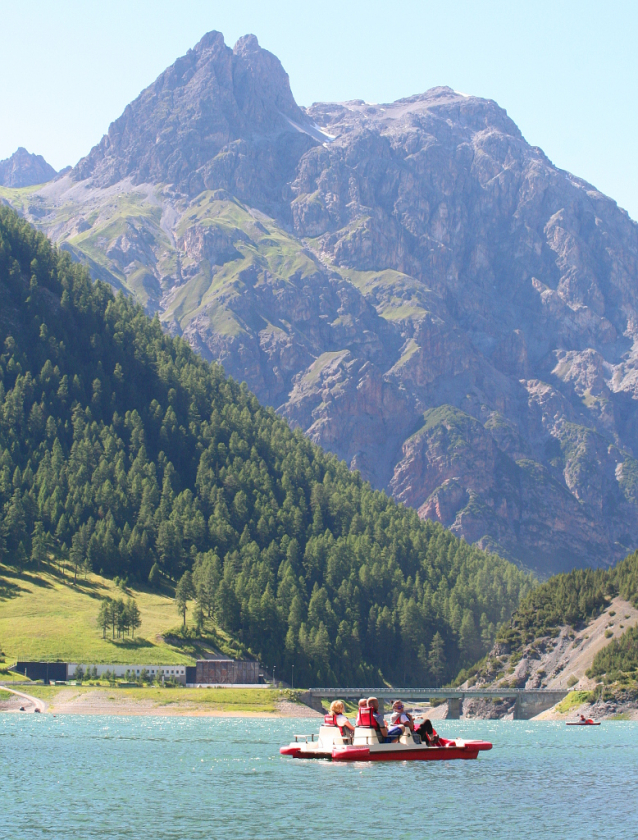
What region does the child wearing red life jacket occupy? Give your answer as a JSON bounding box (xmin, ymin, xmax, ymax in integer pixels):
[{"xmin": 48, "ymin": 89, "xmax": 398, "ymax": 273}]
[
  {"xmin": 324, "ymin": 700, "xmax": 355, "ymax": 735},
  {"xmin": 391, "ymin": 700, "xmax": 415, "ymax": 732}
]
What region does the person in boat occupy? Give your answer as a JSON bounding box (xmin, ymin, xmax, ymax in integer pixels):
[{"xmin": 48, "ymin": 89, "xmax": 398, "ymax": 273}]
[
  {"xmin": 366, "ymin": 696, "xmax": 403, "ymax": 743},
  {"xmin": 325, "ymin": 700, "xmax": 355, "ymax": 735},
  {"xmin": 416, "ymin": 718, "xmax": 441, "ymax": 746},
  {"xmin": 355, "ymin": 698, "xmax": 368, "ymax": 725},
  {"xmin": 391, "ymin": 700, "xmax": 415, "ymax": 733}
]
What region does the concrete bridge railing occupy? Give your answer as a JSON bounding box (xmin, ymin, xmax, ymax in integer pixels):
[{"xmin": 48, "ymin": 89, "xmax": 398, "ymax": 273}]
[{"xmin": 302, "ymin": 687, "xmax": 568, "ymax": 720}]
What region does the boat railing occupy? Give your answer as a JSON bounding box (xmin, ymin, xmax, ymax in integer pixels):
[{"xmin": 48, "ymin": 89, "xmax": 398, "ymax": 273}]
[{"xmin": 293, "ymin": 734, "xmax": 316, "ymax": 743}]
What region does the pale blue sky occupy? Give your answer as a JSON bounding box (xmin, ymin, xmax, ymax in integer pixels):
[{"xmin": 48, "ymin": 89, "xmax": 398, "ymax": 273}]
[{"xmin": 1, "ymin": 0, "xmax": 637, "ymax": 218}]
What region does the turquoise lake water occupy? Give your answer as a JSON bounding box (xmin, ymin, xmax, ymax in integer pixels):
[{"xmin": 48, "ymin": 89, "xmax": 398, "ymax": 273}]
[{"xmin": 2, "ymin": 716, "xmax": 637, "ymax": 839}]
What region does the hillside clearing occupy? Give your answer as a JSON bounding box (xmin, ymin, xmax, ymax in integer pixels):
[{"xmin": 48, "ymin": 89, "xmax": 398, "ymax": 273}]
[{"xmin": 0, "ymin": 563, "xmax": 221, "ymax": 665}]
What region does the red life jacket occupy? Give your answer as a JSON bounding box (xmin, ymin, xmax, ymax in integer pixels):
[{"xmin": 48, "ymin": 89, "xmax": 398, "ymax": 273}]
[
  {"xmin": 324, "ymin": 712, "xmax": 349, "ymax": 736},
  {"xmin": 356, "ymin": 706, "xmax": 381, "ymax": 730}
]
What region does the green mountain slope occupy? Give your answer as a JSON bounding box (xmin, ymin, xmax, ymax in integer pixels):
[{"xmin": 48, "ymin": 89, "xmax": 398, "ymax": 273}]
[
  {"xmin": 463, "ymin": 551, "xmax": 638, "ymax": 702},
  {"xmin": 0, "ymin": 206, "xmax": 533, "ymax": 685},
  {"xmin": 498, "ymin": 551, "xmax": 638, "ymax": 650}
]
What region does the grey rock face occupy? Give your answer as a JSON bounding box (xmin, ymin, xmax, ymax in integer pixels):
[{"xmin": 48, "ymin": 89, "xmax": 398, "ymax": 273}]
[
  {"xmin": 72, "ymin": 32, "xmax": 320, "ymax": 212},
  {"xmin": 7, "ymin": 34, "xmax": 638, "ymax": 574},
  {"xmin": 0, "ymin": 148, "xmax": 57, "ymax": 187}
]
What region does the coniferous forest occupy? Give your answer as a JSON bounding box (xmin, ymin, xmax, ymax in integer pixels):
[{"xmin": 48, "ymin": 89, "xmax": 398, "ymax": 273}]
[
  {"xmin": 497, "ymin": 550, "xmax": 638, "ymax": 649},
  {"xmin": 0, "ymin": 207, "xmax": 533, "ymax": 685}
]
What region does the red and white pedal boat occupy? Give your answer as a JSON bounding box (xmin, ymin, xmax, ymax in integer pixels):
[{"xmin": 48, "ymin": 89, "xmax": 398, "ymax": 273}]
[{"xmin": 280, "ymin": 711, "xmax": 492, "ymax": 762}]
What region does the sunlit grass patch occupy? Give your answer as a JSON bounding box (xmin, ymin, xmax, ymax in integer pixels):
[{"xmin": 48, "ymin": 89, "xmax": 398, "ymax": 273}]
[{"xmin": 556, "ymin": 690, "xmax": 591, "ymax": 714}]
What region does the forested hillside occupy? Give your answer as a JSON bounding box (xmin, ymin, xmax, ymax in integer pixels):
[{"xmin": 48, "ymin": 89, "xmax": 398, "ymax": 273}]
[
  {"xmin": 0, "ymin": 207, "xmax": 532, "ymax": 685},
  {"xmin": 497, "ymin": 551, "xmax": 638, "ymax": 649}
]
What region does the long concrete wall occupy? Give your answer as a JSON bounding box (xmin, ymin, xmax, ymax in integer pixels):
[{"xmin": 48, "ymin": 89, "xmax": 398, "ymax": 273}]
[{"xmin": 68, "ymin": 663, "xmax": 188, "ymax": 684}]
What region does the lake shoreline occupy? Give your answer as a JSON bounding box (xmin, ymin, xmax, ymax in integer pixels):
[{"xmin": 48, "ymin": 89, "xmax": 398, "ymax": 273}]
[{"xmin": 0, "ymin": 685, "xmax": 322, "ymax": 718}]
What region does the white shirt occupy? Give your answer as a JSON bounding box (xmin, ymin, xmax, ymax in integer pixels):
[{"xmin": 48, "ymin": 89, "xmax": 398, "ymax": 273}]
[
  {"xmin": 391, "ymin": 711, "xmax": 410, "ymax": 725},
  {"xmin": 336, "ymin": 713, "xmax": 349, "ymax": 727}
]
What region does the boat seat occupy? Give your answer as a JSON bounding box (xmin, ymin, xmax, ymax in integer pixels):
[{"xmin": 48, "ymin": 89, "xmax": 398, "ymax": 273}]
[
  {"xmin": 353, "ymin": 725, "xmax": 381, "ymax": 745},
  {"xmin": 318, "ymin": 725, "xmax": 352, "ymax": 746}
]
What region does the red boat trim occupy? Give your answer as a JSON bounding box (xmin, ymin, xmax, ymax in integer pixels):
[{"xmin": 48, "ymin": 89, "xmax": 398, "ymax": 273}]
[
  {"xmin": 458, "ymin": 740, "xmax": 492, "ymax": 751},
  {"xmin": 280, "ymin": 739, "xmax": 492, "ymax": 761},
  {"xmin": 332, "ymin": 745, "xmax": 480, "ymax": 761}
]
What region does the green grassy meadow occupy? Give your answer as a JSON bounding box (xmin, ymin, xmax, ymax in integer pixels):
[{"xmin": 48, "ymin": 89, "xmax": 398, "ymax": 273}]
[{"xmin": 0, "ymin": 562, "xmax": 233, "ymax": 665}]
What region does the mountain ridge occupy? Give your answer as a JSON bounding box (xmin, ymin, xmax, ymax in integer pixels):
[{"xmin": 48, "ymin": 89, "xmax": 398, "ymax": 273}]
[{"xmin": 3, "ymin": 31, "xmax": 638, "ymax": 574}]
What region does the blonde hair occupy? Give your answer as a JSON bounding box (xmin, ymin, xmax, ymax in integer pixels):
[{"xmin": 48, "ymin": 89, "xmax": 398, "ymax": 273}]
[
  {"xmin": 358, "ymin": 698, "xmax": 367, "ymax": 708},
  {"xmin": 329, "ymin": 700, "xmax": 345, "ymax": 715},
  {"xmin": 367, "ymin": 696, "xmax": 378, "ymax": 709}
]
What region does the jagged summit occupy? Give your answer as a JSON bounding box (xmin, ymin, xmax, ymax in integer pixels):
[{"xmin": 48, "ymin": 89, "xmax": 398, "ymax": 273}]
[
  {"xmin": 0, "ymin": 147, "xmax": 57, "ymax": 188},
  {"xmin": 72, "ymin": 31, "xmax": 317, "ymax": 203}
]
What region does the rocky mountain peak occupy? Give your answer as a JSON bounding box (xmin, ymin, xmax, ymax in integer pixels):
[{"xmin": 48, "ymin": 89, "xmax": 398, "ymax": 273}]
[
  {"xmin": 0, "ymin": 147, "xmax": 57, "ymax": 188},
  {"xmin": 233, "ymin": 33, "xmax": 260, "ymax": 55},
  {"xmin": 72, "ymin": 31, "xmax": 316, "ymax": 202}
]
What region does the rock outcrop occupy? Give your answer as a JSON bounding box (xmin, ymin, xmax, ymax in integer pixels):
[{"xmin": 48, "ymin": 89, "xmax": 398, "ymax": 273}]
[
  {"xmin": 0, "ymin": 147, "xmax": 56, "ymax": 187},
  {"xmin": 5, "ymin": 33, "xmax": 638, "ymax": 573}
]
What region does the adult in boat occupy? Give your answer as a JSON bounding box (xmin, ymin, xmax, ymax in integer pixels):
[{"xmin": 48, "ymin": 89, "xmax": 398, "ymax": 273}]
[
  {"xmin": 325, "ymin": 700, "xmax": 355, "ymax": 735},
  {"xmin": 416, "ymin": 718, "xmax": 442, "ymax": 746},
  {"xmin": 391, "ymin": 700, "xmax": 415, "ymax": 733},
  {"xmin": 365, "ymin": 697, "xmax": 403, "ymax": 743}
]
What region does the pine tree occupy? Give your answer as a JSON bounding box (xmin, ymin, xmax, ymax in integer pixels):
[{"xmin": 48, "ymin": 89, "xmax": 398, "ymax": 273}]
[
  {"xmin": 97, "ymin": 599, "xmax": 111, "ymax": 638},
  {"xmin": 193, "ymin": 601, "xmax": 205, "ymax": 635},
  {"xmin": 69, "ymin": 531, "xmax": 85, "ymax": 585},
  {"xmin": 428, "ymin": 632, "xmax": 446, "ymax": 686},
  {"xmin": 116, "ymin": 599, "xmax": 127, "ymax": 637},
  {"xmin": 148, "ymin": 562, "xmax": 160, "ymax": 587},
  {"xmin": 127, "ymin": 598, "xmax": 142, "ymax": 637},
  {"xmin": 31, "ymin": 521, "xmax": 47, "ymax": 568},
  {"xmin": 459, "ymin": 611, "xmax": 481, "ymax": 667},
  {"xmin": 109, "ymin": 599, "xmax": 120, "ymax": 639},
  {"xmin": 175, "ymin": 571, "xmax": 194, "ymax": 628}
]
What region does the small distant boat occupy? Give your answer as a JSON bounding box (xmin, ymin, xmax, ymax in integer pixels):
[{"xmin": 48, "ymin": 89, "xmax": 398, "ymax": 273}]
[{"xmin": 566, "ymin": 718, "xmax": 600, "ymax": 726}]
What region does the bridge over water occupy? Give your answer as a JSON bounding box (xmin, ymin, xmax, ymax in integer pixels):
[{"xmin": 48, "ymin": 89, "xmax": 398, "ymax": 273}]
[{"xmin": 303, "ymin": 687, "xmax": 568, "ymax": 720}]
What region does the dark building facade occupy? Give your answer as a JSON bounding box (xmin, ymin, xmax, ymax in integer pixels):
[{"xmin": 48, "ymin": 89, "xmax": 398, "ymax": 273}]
[
  {"xmin": 14, "ymin": 662, "xmax": 68, "ymax": 681},
  {"xmin": 195, "ymin": 660, "xmax": 259, "ymax": 684}
]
